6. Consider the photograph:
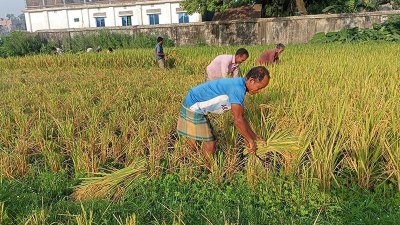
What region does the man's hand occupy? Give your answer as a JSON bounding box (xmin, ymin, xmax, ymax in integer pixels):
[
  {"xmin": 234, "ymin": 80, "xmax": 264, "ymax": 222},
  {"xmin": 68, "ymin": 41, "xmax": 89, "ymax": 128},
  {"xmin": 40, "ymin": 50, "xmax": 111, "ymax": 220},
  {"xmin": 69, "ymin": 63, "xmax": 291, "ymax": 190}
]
[
  {"xmin": 232, "ymin": 104, "xmax": 259, "ymax": 155},
  {"xmin": 248, "ymin": 139, "xmax": 257, "ymax": 154}
]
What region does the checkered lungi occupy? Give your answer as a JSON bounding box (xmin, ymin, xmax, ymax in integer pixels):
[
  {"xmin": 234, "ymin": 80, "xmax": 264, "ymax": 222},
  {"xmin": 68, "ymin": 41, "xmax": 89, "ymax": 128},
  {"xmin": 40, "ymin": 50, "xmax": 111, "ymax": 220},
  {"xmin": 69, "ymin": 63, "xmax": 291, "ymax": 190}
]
[{"xmin": 176, "ymin": 105, "xmax": 215, "ymax": 141}]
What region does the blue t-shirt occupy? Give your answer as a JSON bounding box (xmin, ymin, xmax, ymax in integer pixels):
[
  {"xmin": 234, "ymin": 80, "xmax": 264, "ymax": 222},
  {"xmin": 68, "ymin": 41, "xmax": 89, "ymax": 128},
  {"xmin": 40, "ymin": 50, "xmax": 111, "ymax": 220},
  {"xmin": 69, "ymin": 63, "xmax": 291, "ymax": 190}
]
[{"xmin": 183, "ymin": 78, "xmax": 246, "ymax": 115}]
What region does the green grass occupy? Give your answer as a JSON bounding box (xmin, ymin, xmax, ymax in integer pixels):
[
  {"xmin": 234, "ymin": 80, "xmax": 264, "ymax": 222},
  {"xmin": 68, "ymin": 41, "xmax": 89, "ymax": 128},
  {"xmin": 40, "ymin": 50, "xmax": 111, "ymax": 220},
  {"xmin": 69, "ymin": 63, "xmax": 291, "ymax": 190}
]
[{"xmin": 1, "ymin": 171, "xmax": 400, "ymax": 224}]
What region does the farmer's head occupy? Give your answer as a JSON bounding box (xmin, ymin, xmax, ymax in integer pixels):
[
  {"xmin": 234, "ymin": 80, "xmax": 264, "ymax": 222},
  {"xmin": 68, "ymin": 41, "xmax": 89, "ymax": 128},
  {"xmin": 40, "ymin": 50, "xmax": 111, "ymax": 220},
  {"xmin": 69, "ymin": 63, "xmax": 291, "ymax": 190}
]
[
  {"xmin": 235, "ymin": 48, "xmax": 249, "ymax": 64},
  {"xmin": 245, "ymin": 66, "xmax": 270, "ymax": 95},
  {"xmin": 157, "ymin": 36, "xmax": 164, "ymax": 44},
  {"xmin": 276, "ymin": 43, "xmax": 285, "ymax": 54}
]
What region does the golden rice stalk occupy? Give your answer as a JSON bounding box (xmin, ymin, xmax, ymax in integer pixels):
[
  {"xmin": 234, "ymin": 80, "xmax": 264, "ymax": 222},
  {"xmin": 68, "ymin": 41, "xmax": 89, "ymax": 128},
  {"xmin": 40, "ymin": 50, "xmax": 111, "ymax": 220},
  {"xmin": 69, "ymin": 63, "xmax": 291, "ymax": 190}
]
[
  {"xmin": 244, "ymin": 130, "xmax": 300, "ymax": 155},
  {"xmin": 244, "ymin": 130, "xmax": 300, "ymax": 174},
  {"xmin": 72, "ymin": 158, "xmax": 147, "ymax": 201}
]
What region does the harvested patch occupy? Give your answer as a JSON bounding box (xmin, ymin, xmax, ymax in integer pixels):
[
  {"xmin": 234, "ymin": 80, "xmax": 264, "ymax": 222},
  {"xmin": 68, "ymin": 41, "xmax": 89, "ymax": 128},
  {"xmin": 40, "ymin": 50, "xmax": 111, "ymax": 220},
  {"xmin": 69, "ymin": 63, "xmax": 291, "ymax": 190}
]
[{"xmin": 72, "ymin": 158, "xmax": 147, "ymax": 201}]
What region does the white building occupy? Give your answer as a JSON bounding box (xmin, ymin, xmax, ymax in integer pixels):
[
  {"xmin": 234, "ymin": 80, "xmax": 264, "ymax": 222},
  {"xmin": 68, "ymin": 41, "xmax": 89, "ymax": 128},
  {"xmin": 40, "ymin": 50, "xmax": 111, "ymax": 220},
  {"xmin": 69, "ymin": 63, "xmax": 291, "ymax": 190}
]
[{"xmin": 24, "ymin": 0, "xmax": 202, "ymax": 32}]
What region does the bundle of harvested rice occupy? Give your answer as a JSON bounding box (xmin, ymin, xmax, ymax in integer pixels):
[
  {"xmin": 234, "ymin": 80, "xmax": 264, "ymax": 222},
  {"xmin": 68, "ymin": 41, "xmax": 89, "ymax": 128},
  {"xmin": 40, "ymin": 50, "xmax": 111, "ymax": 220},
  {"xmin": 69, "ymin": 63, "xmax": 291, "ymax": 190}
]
[
  {"xmin": 244, "ymin": 130, "xmax": 300, "ymax": 155},
  {"xmin": 72, "ymin": 158, "xmax": 147, "ymax": 201},
  {"xmin": 244, "ymin": 130, "xmax": 300, "ymax": 173}
]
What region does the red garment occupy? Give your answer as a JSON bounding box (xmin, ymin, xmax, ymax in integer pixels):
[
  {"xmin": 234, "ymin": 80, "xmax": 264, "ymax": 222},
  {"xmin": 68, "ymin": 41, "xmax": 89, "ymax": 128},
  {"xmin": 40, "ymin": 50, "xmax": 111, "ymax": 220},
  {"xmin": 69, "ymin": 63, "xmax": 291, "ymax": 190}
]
[{"xmin": 256, "ymin": 49, "xmax": 279, "ymax": 65}]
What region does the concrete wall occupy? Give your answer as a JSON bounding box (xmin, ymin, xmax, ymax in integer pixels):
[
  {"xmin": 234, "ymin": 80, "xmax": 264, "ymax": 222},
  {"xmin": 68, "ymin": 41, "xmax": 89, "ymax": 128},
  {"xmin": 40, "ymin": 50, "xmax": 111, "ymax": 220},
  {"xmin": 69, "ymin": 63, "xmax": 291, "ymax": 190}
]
[
  {"xmin": 25, "ymin": 0, "xmax": 202, "ymax": 32},
  {"xmin": 257, "ymin": 11, "xmax": 399, "ymax": 44},
  {"xmin": 36, "ymin": 10, "xmax": 400, "ymax": 46}
]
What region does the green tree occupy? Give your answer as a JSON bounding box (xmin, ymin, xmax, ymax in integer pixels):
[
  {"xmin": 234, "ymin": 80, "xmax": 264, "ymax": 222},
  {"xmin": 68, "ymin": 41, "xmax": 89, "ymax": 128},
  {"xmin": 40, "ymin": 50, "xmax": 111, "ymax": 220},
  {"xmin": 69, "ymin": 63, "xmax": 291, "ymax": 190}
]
[
  {"xmin": 181, "ymin": 0, "xmax": 308, "ymax": 16},
  {"xmin": 295, "ymin": 0, "xmax": 308, "ymax": 14},
  {"xmin": 6, "ymin": 14, "xmax": 15, "ymax": 19},
  {"xmin": 182, "ymin": 0, "xmax": 394, "ymax": 17},
  {"xmin": 322, "ymin": 0, "xmax": 390, "ymax": 13},
  {"xmin": 11, "ymin": 14, "xmax": 27, "ymax": 31},
  {"xmin": 1, "ymin": 31, "xmax": 42, "ymax": 57},
  {"xmin": 181, "ymin": 0, "xmax": 245, "ymax": 14}
]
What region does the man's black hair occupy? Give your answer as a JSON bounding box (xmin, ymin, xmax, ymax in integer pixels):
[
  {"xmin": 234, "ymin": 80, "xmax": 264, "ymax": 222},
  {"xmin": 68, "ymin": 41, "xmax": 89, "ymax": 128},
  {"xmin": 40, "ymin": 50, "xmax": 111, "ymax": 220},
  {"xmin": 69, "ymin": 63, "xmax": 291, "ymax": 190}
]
[
  {"xmin": 235, "ymin": 48, "xmax": 249, "ymax": 57},
  {"xmin": 246, "ymin": 66, "xmax": 270, "ymax": 82},
  {"xmin": 276, "ymin": 43, "xmax": 285, "ymax": 49},
  {"xmin": 157, "ymin": 36, "xmax": 164, "ymax": 43}
]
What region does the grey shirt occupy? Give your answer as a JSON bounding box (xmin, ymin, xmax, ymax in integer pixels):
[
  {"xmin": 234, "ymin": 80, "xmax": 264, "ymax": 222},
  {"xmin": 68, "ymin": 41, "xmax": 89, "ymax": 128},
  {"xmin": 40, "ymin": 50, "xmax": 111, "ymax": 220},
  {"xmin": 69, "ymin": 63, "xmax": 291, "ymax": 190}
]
[{"xmin": 155, "ymin": 43, "xmax": 164, "ymax": 60}]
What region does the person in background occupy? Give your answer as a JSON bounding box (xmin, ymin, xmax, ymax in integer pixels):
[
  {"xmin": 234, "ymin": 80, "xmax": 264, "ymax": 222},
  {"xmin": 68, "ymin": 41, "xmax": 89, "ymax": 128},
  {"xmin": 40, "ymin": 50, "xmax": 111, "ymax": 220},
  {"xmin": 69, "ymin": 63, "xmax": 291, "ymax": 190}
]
[
  {"xmin": 256, "ymin": 43, "xmax": 285, "ymax": 66},
  {"xmin": 177, "ymin": 66, "xmax": 270, "ymax": 168},
  {"xmin": 52, "ymin": 47, "xmax": 63, "ymax": 55},
  {"xmin": 155, "ymin": 36, "xmax": 165, "ymax": 69},
  {"xmin": 205, "ymin": 48, "xmax": 249, "ymax": 81},
  {"xmin": 95, "ymin": 46, "xmax": 102, "ymax": 53}
]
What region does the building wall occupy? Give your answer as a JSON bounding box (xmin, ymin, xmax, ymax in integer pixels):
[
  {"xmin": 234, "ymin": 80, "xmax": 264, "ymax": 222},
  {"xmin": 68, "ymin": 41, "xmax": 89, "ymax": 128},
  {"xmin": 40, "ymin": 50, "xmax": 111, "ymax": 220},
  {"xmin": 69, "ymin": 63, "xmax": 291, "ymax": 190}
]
[
  {"xmin": 26, "ymin": 11, "xmax": 49, "ymax": 31},
  {"xmin": 113, "ymin": 6, "xmax": 142, "ymax": 26},
  {"xmin": 36, "ymin": 10, "xmax": 400, "ymax": 46},
  {"xmin": 88, "ymin": 7, "xmax": 116, "ymax": 27},
  {"xmin": 48, "ymin": 10, "xmax": 69, "ymax": 29},
  {"xmin": 170, "ymin": 3, "xmax": 201, "ymax": 24},
  {"xmin": 141, "ymin": 3, "xmax": 171, "ymax": 25},
  {"xmin": 67, "ymin": 9, "xmax": 88, "ymax": 29},
  {"xmin": 25, "ymin": 1, "xmax": 201, "ymax": 32}
]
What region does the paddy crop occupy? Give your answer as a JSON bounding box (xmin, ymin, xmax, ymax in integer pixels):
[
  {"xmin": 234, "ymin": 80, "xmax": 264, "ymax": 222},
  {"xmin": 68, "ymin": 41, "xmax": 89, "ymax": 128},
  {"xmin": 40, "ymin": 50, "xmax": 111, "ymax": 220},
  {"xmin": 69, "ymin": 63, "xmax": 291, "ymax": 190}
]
[{"xmin": 0, "ymin": 42, "xmax": 399, "ymax": 224}]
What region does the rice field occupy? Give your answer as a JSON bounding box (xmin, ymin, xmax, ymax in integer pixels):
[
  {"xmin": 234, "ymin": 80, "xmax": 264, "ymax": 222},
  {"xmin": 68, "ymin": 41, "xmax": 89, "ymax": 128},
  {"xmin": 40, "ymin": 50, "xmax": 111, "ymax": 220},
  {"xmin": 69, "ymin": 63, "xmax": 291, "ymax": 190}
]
[{"xmin": 0, "ymin": 42, "xmax": 399, "ymax": 224}]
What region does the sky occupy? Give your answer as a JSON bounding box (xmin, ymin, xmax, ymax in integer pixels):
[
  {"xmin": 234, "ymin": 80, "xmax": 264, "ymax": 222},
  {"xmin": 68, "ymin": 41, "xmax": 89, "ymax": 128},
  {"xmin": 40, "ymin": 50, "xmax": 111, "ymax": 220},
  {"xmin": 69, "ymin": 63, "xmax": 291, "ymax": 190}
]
[{"xmin": 0, "ymin": 0, "xmax": 25, "ymax": 18}]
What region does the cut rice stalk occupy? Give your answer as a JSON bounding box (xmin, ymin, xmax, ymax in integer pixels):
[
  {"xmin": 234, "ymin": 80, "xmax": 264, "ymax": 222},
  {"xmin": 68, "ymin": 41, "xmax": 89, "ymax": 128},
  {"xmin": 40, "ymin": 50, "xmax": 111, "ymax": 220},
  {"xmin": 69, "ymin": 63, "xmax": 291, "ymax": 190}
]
[
  {"xmin": 72, "ymin": 158, "xmax": 147, "ymax": 201},
  {"xmin": 244, "ymin": 130, "xmax": 300, "ymax": 173},
  {"xmin": 244, "ymin": 130, "xmax": 300, "ymax": 156}
]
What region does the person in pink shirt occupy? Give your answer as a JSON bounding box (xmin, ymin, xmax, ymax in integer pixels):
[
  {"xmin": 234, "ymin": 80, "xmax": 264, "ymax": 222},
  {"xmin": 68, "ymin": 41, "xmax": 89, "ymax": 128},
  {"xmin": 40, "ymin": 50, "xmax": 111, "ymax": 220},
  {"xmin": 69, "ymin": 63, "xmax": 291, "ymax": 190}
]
[
  {"xmin": 256, "ymin": 43, "xmax": 285, "ymax": 66},
  {"xmin": 205, "ymin": 48, "xmax": 249, "ymax": 81}
]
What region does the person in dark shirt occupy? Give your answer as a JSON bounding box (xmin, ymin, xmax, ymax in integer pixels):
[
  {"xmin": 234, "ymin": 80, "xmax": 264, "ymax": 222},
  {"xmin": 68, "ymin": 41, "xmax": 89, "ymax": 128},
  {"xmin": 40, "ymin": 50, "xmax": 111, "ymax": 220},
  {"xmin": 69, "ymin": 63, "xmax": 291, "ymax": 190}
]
[
  {"xmin": 155, "ymin": 36, "xmax": 165, "ymax": 69},
  {"xmin": 256, "ymin": 43, "xmax": 285, "ymax": 66}
]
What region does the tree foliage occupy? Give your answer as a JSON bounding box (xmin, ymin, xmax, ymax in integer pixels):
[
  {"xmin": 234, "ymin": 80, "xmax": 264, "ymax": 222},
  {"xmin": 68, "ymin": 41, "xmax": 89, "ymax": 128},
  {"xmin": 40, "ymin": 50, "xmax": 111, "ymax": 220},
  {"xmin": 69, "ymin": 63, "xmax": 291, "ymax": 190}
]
[
  {"xmin": 311, "ymin": 15, "xmax": 400, "ymax": 43},
  {"xmin": 182, "ymin": 0, "xmax": 310, "ymax": 17},
  {"xmin": 182, "ymin": 0, "xmax": 397, "ymax": 17},
  {"xmin": 181, "ymin": 0, "xmax": 250, "ymax": 15},
  {"xmin": 322, "ymin": 0, "xmax": 390, "ymax": 13}
]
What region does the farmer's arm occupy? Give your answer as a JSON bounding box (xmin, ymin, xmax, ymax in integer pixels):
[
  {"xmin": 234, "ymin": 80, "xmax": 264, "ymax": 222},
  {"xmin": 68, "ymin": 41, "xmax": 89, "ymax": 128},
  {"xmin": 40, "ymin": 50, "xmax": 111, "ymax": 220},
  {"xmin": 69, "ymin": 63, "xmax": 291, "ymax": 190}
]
[
  {"xmin": 275, "ymin": 56, "xmax": 280, "ymax": 63},
  {"xmin": 220, "ymin": 59, "xmax": 230, "ymax": 77},
  {"xmin": 231, "ymin": 104, "xmax": 258, "ymax": 153},
  {"xmin": 232, "ymin": 66, "xmax": 240, "ymax": 78}
]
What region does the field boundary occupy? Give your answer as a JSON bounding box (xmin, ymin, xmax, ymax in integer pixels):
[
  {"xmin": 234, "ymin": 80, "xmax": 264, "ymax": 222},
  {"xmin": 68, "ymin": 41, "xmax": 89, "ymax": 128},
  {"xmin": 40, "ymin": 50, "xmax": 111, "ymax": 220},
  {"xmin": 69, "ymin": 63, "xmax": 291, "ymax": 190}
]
[{"xmin": 35, "ymin": 10, "xmax": 400, "ymax": 46}]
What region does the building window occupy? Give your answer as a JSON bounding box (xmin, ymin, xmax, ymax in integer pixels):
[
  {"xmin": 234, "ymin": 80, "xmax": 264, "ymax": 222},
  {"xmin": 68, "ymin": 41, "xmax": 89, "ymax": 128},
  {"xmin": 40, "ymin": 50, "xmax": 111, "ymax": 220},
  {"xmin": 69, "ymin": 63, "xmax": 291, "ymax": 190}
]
[
  {"xmin": 121, "ymin": 16, "xmax": 132, "ymax": 26},
  {"xmin": 74, "ymin": 18, "xmax": 80, "ymax": 22},
  {"xmin": 96, "ymin": 17, "xmax": 105, "ymax": 27},
  {"xmin": 178, "ymin": 13, "xmax": 189, "ymax": 23},
  {"xmin": 148, "ymin": 14, "xmax": 159, "ymax": 25}
]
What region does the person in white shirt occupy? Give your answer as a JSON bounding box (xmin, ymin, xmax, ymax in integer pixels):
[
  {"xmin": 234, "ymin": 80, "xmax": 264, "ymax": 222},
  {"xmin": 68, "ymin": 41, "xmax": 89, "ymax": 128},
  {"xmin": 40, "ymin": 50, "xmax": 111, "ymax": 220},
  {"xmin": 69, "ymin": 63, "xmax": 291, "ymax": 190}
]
[{"xmin": 205, "ymin": 48, "xmax": 249, "ymax": 81}]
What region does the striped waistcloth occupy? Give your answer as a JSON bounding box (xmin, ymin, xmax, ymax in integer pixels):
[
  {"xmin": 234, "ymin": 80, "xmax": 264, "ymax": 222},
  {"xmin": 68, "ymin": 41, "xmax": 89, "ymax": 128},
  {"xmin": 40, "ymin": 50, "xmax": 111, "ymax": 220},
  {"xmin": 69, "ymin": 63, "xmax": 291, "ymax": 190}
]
[{"xmin": 176, "ymin": 105, "xmax": 215, "ymax": 141}]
